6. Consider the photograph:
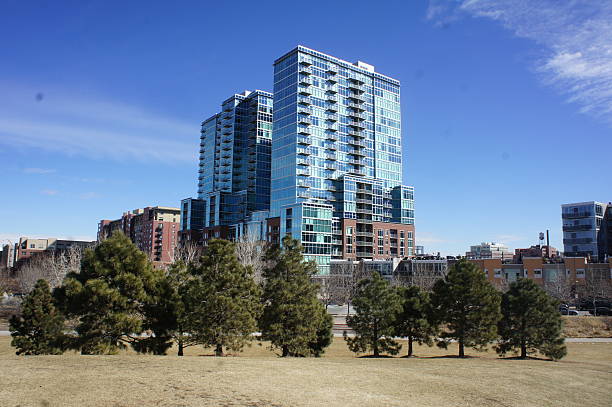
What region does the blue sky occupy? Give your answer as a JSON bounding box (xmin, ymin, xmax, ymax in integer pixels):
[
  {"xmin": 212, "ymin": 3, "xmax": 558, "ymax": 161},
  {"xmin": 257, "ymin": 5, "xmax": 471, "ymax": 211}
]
[{"xmin": 1, "ymin": 0, "xmax": 611, "ymax": 255}]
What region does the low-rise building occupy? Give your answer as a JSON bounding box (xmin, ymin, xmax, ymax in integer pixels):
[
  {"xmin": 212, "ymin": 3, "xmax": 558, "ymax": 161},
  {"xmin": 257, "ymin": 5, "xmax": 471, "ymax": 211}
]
[{"xmin": 466, "ymin": 242, "xmax": 512, "ymax": 260}]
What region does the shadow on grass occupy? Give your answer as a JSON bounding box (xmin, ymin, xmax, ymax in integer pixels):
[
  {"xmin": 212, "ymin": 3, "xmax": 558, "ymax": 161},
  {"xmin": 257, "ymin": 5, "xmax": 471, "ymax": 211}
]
[
  {"xmin": 498, "ymin": 355, "xmax": 552, "ymax": 362},
  {"xmin": 357, "ymin": 355, "xmax": 395, "ymax": 358}
]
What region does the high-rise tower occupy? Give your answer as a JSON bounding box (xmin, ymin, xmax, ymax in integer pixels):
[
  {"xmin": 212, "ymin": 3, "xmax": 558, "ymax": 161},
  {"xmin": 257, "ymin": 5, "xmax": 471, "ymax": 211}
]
[{"xmin": 270, "ymin": 46, "xmax": 415, "ymax": 273}]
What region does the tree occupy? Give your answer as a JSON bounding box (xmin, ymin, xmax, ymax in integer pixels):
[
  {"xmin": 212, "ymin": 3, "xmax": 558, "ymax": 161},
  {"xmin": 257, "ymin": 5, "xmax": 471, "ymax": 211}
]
[
  {"xmin": 496, "ymin": 279, "xmax": 567, "ymax": 360},
  {"xmin": 187, "ymin": 239, "xmax": 262, "ymax": 356},
  {"xmin": 431, "ymin": 259, "xmax": 502, "ymax": 357},
  {"xmin": 395, "ymin": 285, "xmax": 437, "ymax": 357},
  {"xmin": 10, "ymin": 279, "xmax": 65, "ymax": 355},
  {"xmin": 16, "ymin": 245, "xmax": 86, "ymax": 293},
  {"xmin": 259, "ymin": 236, "xmax": 331, "ymax": 357},
  {"xmin": 234, "ymin": 234, "xmax": 268, "ymax": 284},
  {"xmin": 344, "ymin": 272, "xmax": 402, "ymax": 357},
  {"xmin": 328, "ymin": 261, "xmax": 370, "ymax": 316},
  {"xmin": 55, "ymin": 231, "xmax": 162, "ymax": 354}
]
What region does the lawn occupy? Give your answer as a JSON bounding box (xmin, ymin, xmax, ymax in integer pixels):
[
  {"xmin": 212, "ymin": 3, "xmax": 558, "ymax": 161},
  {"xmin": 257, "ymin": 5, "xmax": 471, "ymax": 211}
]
[{"xmin": 1, "ymin": 337, "xmax": 611, "ymax": 407}]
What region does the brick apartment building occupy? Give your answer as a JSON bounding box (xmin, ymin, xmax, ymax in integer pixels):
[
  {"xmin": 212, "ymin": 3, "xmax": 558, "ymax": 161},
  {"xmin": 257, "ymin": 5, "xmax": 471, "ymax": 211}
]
[
  {"xmin": 2, "ymin": 237, "xmax": 95, "ymax": 271},
  {"xmin": 99, "ymin": 206, "xmax": 180, "ymax": 268}
]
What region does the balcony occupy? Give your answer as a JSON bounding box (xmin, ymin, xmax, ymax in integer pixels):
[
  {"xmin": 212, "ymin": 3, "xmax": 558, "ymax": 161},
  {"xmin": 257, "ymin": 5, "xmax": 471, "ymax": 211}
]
[
  {"xmin": 299, "ymin": 87, "xmax": 312, "ymax": 96},
  {"xmin": 327, "ymin": 123, "xmax": 339, "ymax": 132},
  {"xmin": 562, "ymin": 224, "xmax": 593, "ymax": 232},
  {"xmin": 299, "ymin": 59, "xmax": 312, "ymax": 66},
  {"xmin": 299, "ymin": 106, "xmax": 313, "ymax": 115},
  {"xmin": 349, "ymin": 159, "xmax": 364, "ymax": 166},
  {"xmin": 349, "ymin": 168, "xmax": 366, "ymax": 176},
  {"xmin": 297, "ymin": 190, "xmax": 311, "ymax": 199},
  {"xmin": 326, "ymin": 105, "xmax": 338, "ymax": 113},
  {"xmin": 297, "ymin": 135, "xmax": 311, "ymax": 145},
  {"xmin": 298, "ymin": 96, "xmax": 311, "ymax": 105},
  {"xmin": 326, "ymin": 153, "xmax": 337, "ymax": 161},
  {"xmin": 327, "ymin": 66, "xmax": 338, "ymax": 75},
  {"xmin": 299, "ymin": 76, "xmax": 312, "ymax": 86},
  {"xmin": 297, "ymin": 157, "xmax": 313, "ymax": 166},
  {"xmin": 348, "ymin": 138, "xmax": 366, "ymax": 147},
  {"xmin": 325, "ymin": 133, "xmax": 338, "ymax": 141},
  {"xmin": 297, "ymin": 179, "xmax": 312, "ymax": 188},
  {"xmin": 298, "ymin": 116, "xmax": 312, "ymax": 125},
  {"xmin": 348, "ymin": 130, "xmax": 365, "ymax": 138},
  {"xmin": 356, "ymin": 198, "xmax": 372, "ymax": 204},
  {"xmin": 356, "ymin": 251, "xmax": 374, "ymax": 257},
  {"xmin": 326, "ymin": 94, "xmax": 338, "ymax": 103},
  {"xmin": 349, "ymin": 120, "xmax": 366, "ymax": 129},
  {"xmin": 563, "ymin": 238, "xmax": 593, "ymax": 245},
  {"xmin": 562, "ymin": 212, "xmax": 593, "ymax": 219},
  {"xmin": 296, "ymin": 168, "xmax": 310, "ymax": 176},
  {"xmin": 297, "ymin": 147, "xmax": 311, "ymax": 156},
  {"xmin": 355, "ymin": 231, "xmax": 374, "ymax": 237},
  {"xmin": 356, "ymin": 188, "xmax": 373, "ymax": 194},
  {"xmin": 326, "ymin": 114, "xmax": 338, "ymax": 122},
  {"xmin": 299, "ymin": 66, "xmax": 312, "ymax": 75},
  {"xmin": 298, "ymin": 127, "xmax": 311, "ymax": 136},
  {"xmin": 351, "ymin": 149, "xmax": 366, "ymax": 157},
  {"xmin": 349, "ymin": 102, "xmax": 365, "ymax": 111},
  {"xmin": 348, "ymin": 111, "xmax": 365, "ymax": 120},
  {"xmin": 348, "ymin": 82, "xmax": 365, "ymax": 93}
]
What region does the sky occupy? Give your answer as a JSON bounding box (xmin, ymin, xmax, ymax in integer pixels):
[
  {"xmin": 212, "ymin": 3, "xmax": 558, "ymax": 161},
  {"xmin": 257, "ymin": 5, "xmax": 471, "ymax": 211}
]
[{"xmin": 0, "ymin": 0, "xmax": 611, "ymax": 255}]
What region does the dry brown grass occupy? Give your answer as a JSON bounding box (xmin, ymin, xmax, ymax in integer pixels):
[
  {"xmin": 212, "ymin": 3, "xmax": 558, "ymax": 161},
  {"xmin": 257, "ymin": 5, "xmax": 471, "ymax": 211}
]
[
  {"xmin": 563, "ymin": 316, "xmax": 612, "ymax": 337},
  {"xmin": 1, "ymin": 336, "xmax": 611, "ymax": 407}
]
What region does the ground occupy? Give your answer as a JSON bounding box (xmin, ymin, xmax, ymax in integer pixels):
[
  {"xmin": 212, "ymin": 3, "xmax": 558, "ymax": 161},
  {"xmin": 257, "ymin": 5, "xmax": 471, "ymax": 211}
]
[{"xmin": 1, "ymin": 337, "xmax": 611, "ymax": 407}]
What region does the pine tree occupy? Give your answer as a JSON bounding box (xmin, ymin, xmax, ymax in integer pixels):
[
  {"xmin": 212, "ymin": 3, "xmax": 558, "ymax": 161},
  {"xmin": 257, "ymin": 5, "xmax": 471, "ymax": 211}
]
[
  {"xmin": 395, "ymin": 285, "xmax": 437, "ymax": 357},
  {"xmin": 496, "ymin": 278, "xmax": 567, "ymax": 360},
  {"xmin": 10, "ymin": 279, "xmax": 65, "ymax": 355},
  {"xmin": 187, "ymin": 239, "xmax": 262, "ymax": 356},
  {"xmin": 431, "ymin": 259, "xmax": 501, "ymax": 357},
  {"xmin": 55, "ymin": 231, "xmax": 163, "ymax": 354},
  {"xmin": 345, "ymin": 272, "xmax": 402, "ymax": 357},
  {"xmin": 259, "ymin": 236, "xmax": 332, "ymax": 357},
  {"xmin": 140, "ymin": 259, "xmax": 199, "ymax": 356}
]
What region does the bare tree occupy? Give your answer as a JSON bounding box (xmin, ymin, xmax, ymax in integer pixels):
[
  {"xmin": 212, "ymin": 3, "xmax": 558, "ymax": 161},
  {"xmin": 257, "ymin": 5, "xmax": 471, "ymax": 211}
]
[
  {"xmin": 328, "ymin": 261, "xmax": 371, "ymax": 316},
  {"xmin": 392, "ymin": 260, "xmax": 448, "ymax": 291},
  {"xmin": 16, "ymin": 245, "xmax": 86, "ymax": 293},
  {"xmin": 234, "ymin": 234, "xmax": 267, "ymax": 284},
  {"xmin": 544, "ymin": 271, "xmax": 574, "ymax": 305},
  {"xmin": 172, "ymin": 239, "xmax": 202, "ymax": 266},
  {"xmin": 316, "ymin": 276, "xmax": 334, "ymax": 310}
]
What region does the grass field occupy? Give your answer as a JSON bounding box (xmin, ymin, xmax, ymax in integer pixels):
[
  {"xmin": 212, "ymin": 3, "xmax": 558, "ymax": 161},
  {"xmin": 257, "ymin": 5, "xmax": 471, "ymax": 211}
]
[{"xmin": 1, "ymin": 337, "xmax": 611, "ymax": 407}]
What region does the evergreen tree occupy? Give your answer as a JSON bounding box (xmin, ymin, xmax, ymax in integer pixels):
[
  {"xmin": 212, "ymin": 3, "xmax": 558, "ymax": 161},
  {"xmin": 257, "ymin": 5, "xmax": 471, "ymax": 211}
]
[
  {"xmin": 431, "ymin": 259, "xmax": 501, "ymax": 357},
  {"xmin": 188, "ymin": 239, "xmax": 262, "ymax": 356},
  {"xmin": 260, "ymin": 236, "xmax": 332, "ymax": 357},
  {"xmin": 10, "ymin": 279, "xmax": 65, "ymax": 355},
  {"xmin": 55, "ymin": 231, "xmax": 162, "ymax": 354},
  {"xmin": 345, "ymin": 272, "xmax": 402, "ymax": 357},
  {"xmin": 140, "ymin": 259, "xmax": 199, "ymax": 356},
  {"xmin": 496, "ymin": 278, "xmax": 567, "ymax": 360},
  {"xmin": 395, "ymin": 285, "xmax": 437, "ymax": 357}
]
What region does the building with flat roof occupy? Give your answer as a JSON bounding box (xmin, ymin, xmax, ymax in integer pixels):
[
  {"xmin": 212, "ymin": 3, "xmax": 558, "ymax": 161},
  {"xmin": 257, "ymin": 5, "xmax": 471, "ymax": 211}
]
[
  {"xmin": 99, "ymin": 206, "xmax": 180, "ymax": 268},
  {"xmin": 466, "ymin": 242, "xmax": 512, "ymax": 260},
  {"xmin": 562, "ymin": 201, "xmax": 610, "ymax": 262},
  {"xmin": 270, "ymin": 46, "xmax": 415, "ymax": 273}
]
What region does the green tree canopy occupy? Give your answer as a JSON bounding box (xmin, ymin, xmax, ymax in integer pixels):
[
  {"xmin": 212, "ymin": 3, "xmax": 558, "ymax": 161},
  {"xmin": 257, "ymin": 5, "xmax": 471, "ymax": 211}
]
[
  {"xmin": 55, "ymin": 231, "xmax": 162, "ymax": 354},
  {"xmin": 10, "ymin": 279, "xmax": 66, "ymax": 355},
  {"xmin": 431, "ymin": 259, "xmax": 501, "ymax": 357},
  {"xmin": 259, "ymin": 236, "xmax": 332, "ymax": 357},
  {"xmin": 345, "ymin": 272, "xmax": 402, "ymax": 357},
  {"xmin": 496, "ymin": 278, "xmax": 567, "ymax": 360},
  {"xmin": 395, "ymin": 285, "xmax": 437, "ymax": 357},
  {"xmin": 186, "ymin": 239, "xmax": 262, "ymax": 356}
]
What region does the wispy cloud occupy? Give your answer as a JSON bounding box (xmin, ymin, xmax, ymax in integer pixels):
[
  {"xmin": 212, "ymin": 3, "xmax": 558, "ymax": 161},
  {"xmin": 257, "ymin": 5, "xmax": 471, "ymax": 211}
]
[
  {"xmin": 40, "ymin": 189, "xmax": 59, "ymax": 196},
  {"xmin": 23, "ymin": 167, "xmax": 56, "ymax": 174},
  {"xmin": 427, "ymin": 0, "xmax": 612, "ymax": 123},
  {"xmin": 494, "ymin": 234, "xmax": 524, "ymax": 243},
  {"xmin": 0, "ymin": 83, "xmax": 198, "ymax": 163}
]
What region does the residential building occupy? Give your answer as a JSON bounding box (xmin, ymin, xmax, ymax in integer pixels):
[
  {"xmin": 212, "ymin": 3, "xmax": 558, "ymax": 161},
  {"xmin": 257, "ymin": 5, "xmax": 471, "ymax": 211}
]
[
  {"xmin": 4, "ymin": 237, "xmax": 95, "ymax": 271},
  {"xmin": 466, "ymin": 242, "xmax": 512, "ymax": 260},
  {"xmin": 270, "ymin": 46, "xmax": 415, "ymax": 273},
  {"xmin": 99, "ymin": 206, "xmax": 180, "ymax": 268},
  {"xmin": 562, "ymin": 201, "xmax": 610, "ymax": 262},
  {"xmin": 180, "ymin": 90, "xmax": 274, "ymax": 243}
]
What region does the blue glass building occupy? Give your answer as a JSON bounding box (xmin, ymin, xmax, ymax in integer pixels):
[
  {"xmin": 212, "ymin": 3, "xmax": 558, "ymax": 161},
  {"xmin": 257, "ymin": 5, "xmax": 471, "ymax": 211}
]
[{"xmin": 271, "ymin": 46, "xmax": 415, "ymax": 273}]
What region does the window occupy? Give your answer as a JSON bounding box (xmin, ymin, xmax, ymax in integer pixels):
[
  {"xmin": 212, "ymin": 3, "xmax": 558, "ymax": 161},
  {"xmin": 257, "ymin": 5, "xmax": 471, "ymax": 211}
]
[
  {"xmin": 576, "ymin": 269, "xmax": 585, "ymax": 278},
  {"xmin": 378, "ymin": 246, "xmax": 384, "ymax": 255},
  {"xmin": 494, "ymin": 268, "xmax": 502, "ymax": 278},
  {"xmin": 345, "ymin": 245, "xmax": 353, "ymax": 254},
  {"xmin": 346, "ymin": 227, "xmax": 353, "ymax": 235},
  {"xmin": 533, "ymin": 269, "xmax": 542, "ymax": 278},
  {"xmin": 484, "ymin": 268, "xmax": 489, "ymax": 276},
  {"xmin": 30, "ymin": 244, "xmax": 35, "ymax": 248}
]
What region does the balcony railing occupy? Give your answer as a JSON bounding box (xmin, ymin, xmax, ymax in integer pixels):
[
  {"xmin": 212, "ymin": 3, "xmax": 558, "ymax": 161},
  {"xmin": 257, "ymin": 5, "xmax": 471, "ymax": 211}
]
[
  {"xmin": 562, "ymin": 212, "xmax": 593, "ymax": 219},
  {"xmin": 562, "ymin": 224, "xmax": 593, "ymax": 232},
  {"xmin": 563, "ymin": 238, "xmax": 593, "ymax": 245}
]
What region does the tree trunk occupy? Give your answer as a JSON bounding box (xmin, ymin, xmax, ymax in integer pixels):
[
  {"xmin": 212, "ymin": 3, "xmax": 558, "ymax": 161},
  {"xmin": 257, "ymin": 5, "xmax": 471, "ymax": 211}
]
[
  {"xmin": 347, "ymin": 301, "xmax": 350, "ymax": 317},
  {"xmin": 282, "ymin": 344, "xmax": 289, "ymax": 357},
  {"xmin": 178, "ymin": 340, "xmax": 184, "ymax": 357},
  {"xmin": 215, "ymin": 343, "xmax": 223, "ymax": 357},
  {"xmin": 458, "ymin": 339, "xmax": 465, "ymax": 358},
  {"xmin": 520, "ymin": 341, "xmax": 527, "ymax": 359},
  {"xmin": 408, "ymin": 337, "xmax": 413, "ymax": 357}
]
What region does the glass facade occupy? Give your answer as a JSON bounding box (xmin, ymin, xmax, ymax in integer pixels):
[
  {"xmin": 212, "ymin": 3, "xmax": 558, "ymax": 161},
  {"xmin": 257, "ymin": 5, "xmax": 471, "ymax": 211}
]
[
  {"xmin": 197, "ymin": 90, "xmax": 273, "ymax": 226},
  {"xmin": 562, "ymin": 201, "xmax": 607, "ymax": 261},
  {"xmin": 271, "ymin": 46, "xmax": 414, "ymax": 271}
]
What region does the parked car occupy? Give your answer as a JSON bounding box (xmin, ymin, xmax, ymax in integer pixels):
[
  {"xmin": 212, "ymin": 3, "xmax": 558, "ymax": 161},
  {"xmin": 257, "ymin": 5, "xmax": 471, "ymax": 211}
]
[{"xmin": 560, "ymin": 309, "xmax": 579, "ymax": 316}]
